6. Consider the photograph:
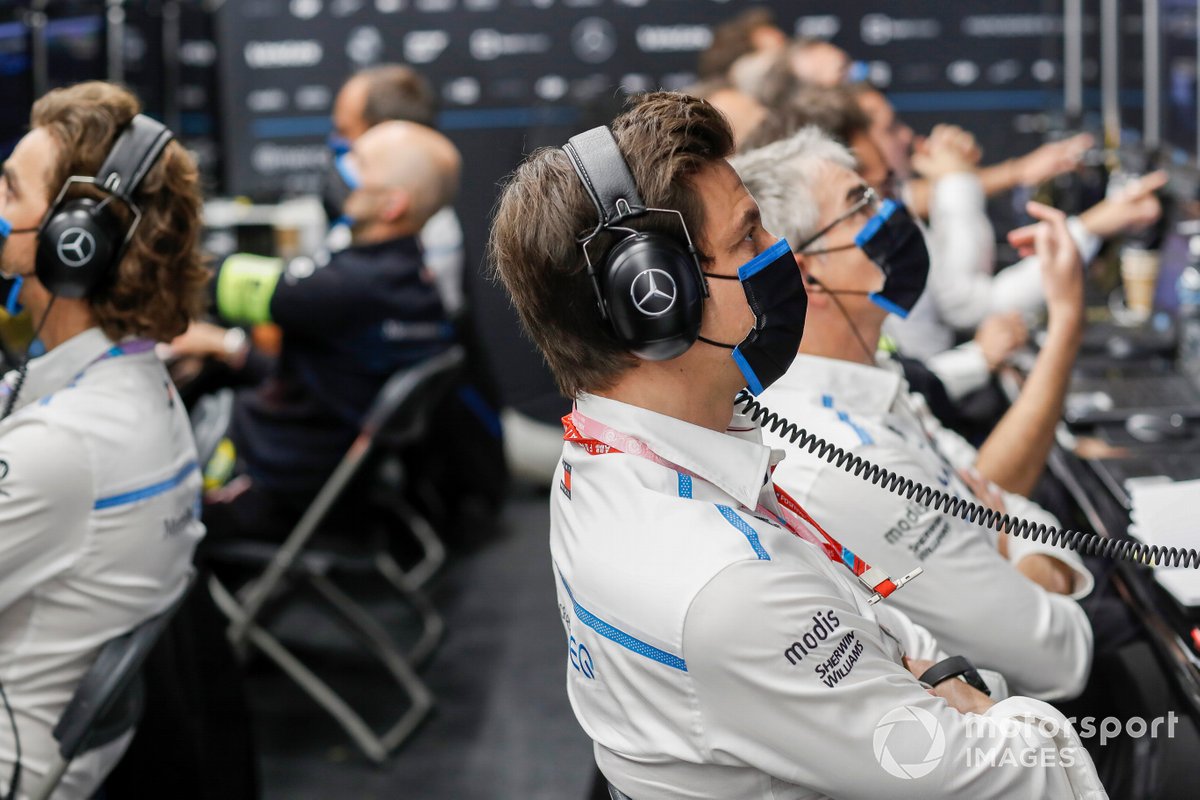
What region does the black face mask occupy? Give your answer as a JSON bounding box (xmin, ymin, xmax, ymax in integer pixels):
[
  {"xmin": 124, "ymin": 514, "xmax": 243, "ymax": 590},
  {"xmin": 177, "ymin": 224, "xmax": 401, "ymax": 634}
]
[
  {"xmin": 699, "ymin": 238, "xmax": 808, "ymax": 395},
  {"xmin": 854, "ymin": 199, "xmax": 929, "ymax": 319}
]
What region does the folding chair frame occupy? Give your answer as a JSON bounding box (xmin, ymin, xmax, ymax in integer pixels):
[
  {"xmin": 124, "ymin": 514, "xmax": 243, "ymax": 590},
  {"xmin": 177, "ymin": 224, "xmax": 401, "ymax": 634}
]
[{"xmin": 207, "ymin": 347, "xmax": 465, "ymax": 763}]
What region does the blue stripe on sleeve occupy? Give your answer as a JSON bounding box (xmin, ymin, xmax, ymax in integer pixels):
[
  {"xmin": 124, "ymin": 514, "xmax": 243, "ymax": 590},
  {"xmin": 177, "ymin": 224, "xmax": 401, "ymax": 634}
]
[
  {"xmin": 559, "ymin": 573, "xmax": 688, "ymax": 672},
  {"xmin": 94, "ymin": 462, "xmax": 199, "ymax": 510},
  {"xmin": 715, "ymin": 505, "xmax": 771, "ymax": 561}
]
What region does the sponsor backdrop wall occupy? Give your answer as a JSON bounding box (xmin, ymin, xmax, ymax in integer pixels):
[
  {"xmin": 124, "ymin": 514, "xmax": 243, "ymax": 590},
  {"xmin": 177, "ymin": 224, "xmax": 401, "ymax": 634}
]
[{"xmin": 44, "ymin": 1, "xmax": 1165, "ymax": 420}]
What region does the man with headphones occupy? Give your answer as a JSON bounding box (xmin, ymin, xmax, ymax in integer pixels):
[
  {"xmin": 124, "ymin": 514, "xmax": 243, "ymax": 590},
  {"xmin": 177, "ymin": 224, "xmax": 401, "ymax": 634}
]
[
  {"xmin": 0, "ymin": 82, "xmax": 207, "ymax": 798},
  {"xmin": 327, "ymin": 63, "xmax": 468, "ymax": 314},
  {"xmin": 489, "ymin": 92, "xmax": 1104, "ymax": 798},
  {"xmin": 732, "ymin": 128, "xmax": 1099, "ymax": 702}
]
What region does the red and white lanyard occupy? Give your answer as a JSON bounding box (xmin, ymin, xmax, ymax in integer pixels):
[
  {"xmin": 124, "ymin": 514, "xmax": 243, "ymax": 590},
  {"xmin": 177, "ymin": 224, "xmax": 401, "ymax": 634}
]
[{"xmin": 563, "ymin": 409, "xmax": 921, "ymax": 604}]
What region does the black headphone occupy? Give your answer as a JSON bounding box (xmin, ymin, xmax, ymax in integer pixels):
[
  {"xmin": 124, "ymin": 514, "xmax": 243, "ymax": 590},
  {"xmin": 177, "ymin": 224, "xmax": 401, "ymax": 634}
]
[
  {"xmin": 563, "ymin": 126, "xmax": 708, "ymax": 361},
  {"xmin": 35, "ymin": 114, "xmax": 174, "ymax": 299}
]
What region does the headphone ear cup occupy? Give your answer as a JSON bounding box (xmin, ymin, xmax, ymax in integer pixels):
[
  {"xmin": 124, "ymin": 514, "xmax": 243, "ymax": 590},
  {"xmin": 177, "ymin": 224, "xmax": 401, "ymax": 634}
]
[
  {"xmin": 603, "ymin": 232, "xmax": 704, "ymax": 361},
  {"xmin": 36, "ymin": 198, "xmax": 122, "ymax": 299}
]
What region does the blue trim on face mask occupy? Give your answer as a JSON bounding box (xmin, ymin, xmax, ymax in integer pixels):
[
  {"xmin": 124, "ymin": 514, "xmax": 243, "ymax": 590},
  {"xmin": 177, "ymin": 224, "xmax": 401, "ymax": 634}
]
[
  {"xmin": 328, "ymin": 134, "xmax": 352, "ymax": 158},
  {"xmin": 4, "ymin": 276, "xmax": 23, "ymax": 316},
  {"xmin": 731, "ymin": 346, "xmax": 765, "ymax": 395},
  {"xmin": 737, "ymin": 238, "xmax": 793, "ymax": 281},
  {"xmin": 869, "ymin": 292, "xmax": 910, "ymax": 319},
  {"xmin": 0, "ymin": 216, "xmax": 11, "ymax": 238},
  {"xmin": 334, "ymin": 153, "xmax": 361, "ymax": 190},
  {"xmin": 855, "ymin": 198, "xmax": 899, "ymax": 248}
]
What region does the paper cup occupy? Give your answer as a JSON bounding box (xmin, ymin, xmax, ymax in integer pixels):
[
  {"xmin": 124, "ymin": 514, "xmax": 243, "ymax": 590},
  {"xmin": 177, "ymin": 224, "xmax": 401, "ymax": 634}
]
[{"xmin": 1120, "ymin": 248, "xmax": 1161, "ymax": 319}]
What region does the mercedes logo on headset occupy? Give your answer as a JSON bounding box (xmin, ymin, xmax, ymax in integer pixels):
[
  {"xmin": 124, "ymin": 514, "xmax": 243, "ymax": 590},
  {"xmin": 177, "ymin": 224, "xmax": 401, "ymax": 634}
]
[
  {"xmin": 630, "ymin": 268, "xmax": 677, "ymax": 317},
  {"xmin": 56, "ymin": 228, "xmax": 97, "ymax": 268}
]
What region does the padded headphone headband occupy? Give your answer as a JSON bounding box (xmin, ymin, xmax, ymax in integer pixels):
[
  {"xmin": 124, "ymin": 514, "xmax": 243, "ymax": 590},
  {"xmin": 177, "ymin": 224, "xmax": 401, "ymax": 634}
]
[
  {"xmin": 563, "ymin": 126, "xmax": 645, "ymax": 227},
  {"xmin": 95, "ymin": 114, "xmax": 174, "ymax": 201}
]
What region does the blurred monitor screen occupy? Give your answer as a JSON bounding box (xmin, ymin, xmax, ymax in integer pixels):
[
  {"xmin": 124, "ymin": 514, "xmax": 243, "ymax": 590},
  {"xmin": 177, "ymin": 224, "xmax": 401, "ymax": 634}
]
[
  {"xmin": 1163, "ymin": 0, "xmax": 1198, "ymax": 158},
  {"xmin": 0, "ymin": 18, "xmax": 31, "ymax": 158},
  {"xmin": 45, "ymin": 13, "xmax": 104, "ymax": 91},
  {"xmin": 122, "ymin": 3, "xmax": 165, "ymax": 121}
]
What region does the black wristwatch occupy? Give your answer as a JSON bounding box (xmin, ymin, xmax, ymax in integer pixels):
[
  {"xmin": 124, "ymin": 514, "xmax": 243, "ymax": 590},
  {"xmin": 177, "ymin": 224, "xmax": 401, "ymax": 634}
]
[{"xmin": 919, "ymin": 655, "xmax": 991, "ymax": 696}]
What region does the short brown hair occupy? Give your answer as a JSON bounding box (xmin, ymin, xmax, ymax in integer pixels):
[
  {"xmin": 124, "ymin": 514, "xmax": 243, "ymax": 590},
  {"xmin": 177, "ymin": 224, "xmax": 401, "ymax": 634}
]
[
  {"xmin": 32, "ymin": 81, "xmax": 207, "ymax": 342},
  {"xmin": 741, "ymin": 85, "xmax": 871, "ymax": 152},
  {"xmin": 488, "ymin": 92, "xmax": 734, "ymax": 398},
  {"xmin": 358, "ymin": 64, "xmax": 437, "ymax": 128},
  {"xmin": 697, "ymin": 7, "xmax": 777, "ymax": 79}
]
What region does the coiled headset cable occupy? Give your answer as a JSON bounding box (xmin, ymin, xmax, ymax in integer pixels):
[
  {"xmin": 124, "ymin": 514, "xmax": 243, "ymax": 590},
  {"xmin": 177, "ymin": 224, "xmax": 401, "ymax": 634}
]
[{"xmin": 735, "ymin": 391, "xmax": 1200, "ymax": 569}]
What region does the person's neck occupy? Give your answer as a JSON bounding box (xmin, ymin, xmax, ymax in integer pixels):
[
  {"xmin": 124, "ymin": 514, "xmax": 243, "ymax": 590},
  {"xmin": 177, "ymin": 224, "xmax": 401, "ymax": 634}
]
[
  {"xmin": 798, "ymin": 308, "xmax": 881, "ymax": 366},
  {"xmin": 597, "ymin": 362, "xmax": 737, "ymax": 433},
  {"xmin": 351, "ymin": 219, "xmax": 421, "ymax": 247},
  {"xmin": 33, "ymin": 297, "xmax": 96, "ymax": 351}
]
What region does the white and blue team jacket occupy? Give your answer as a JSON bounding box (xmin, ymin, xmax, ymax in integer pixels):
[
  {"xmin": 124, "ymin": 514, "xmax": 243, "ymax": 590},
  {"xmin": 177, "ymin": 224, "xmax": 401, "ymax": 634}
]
[
  {"xmin": 0, "ymin": 328, "xmax": 203, "ymax": 799},
  {"xmin": 761, "ymin": 353, "xmax": 1094, "ymax": 702},
  {"xmin": 551, "ymin": 392, "xmax": 1105, "ymax": 800}
]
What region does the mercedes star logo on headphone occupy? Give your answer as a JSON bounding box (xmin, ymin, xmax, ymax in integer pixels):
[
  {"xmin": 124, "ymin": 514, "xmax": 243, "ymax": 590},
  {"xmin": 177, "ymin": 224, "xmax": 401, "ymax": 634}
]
[
  {"xmin": 630, "ymin": 268, "xmax": 678, "ymax": 317},
  {"xmin": 56, "ymin": 227, "xmax": 97, "ymax": 268}
]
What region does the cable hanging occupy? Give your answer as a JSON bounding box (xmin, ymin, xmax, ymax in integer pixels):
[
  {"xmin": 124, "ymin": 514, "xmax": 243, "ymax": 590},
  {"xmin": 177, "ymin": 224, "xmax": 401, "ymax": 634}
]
[{"xmin": 736, "ymin": 391, "xmax": 1200, "ymax": 570}]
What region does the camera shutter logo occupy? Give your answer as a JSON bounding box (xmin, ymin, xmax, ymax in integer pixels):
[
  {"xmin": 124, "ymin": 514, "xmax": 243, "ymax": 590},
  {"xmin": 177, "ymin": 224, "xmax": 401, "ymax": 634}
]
[
  {"xmin": 57, "ymin": 228, "xmax": 97, "ymax": 269},
  {"xmin": 873, "ymin": 705, "xmax": 945, "ymax": 780},
  {"xmin": 630, "ymin": 268, "xmax": 677, "ymax": 317}
]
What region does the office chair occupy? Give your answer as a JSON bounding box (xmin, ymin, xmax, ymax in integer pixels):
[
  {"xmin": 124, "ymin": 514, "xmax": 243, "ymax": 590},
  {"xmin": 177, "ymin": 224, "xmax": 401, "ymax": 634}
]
[
  {"xmin": 27, "ymin": 576, "xmax": 195, "ymax": 800},
  {"xmin": 205, "ymin": 345, "xmax": 466, "ymax": 763}
]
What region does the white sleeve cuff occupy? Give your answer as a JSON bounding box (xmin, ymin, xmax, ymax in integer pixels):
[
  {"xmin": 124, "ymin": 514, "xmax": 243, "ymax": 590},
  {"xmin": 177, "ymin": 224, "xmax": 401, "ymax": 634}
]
[
  {"xmin": 932, "ymin": 172, "xmax": 986, "ymax": 219},
  {"xmin": 1066, "ymin": 216, "xmax": 1103, "ymax": 265},
  {"xmin": 1001, "ymin": 496, "xmax": 1095, "ymax": 599},
  {"xmin": 926, "ymin": 342, "xmax": 992, "ymax": 400},
  {"xmin": 980, "ymin": 696, "xmax": 1105, "ymax": 798}
]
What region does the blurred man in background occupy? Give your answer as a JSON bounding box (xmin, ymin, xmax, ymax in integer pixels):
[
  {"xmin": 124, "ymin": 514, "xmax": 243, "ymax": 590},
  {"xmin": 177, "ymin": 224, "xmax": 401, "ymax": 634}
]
[
  {"xmin": 326, "ymin": 64, "xmax": 508, "ymax": 533},
  {"xmin": 696, "ymin": 6, "xmax": 786, "ymax": 80},
  {"xmin": 173, "ymin": 120, "xmax": 458, "ymax": 541},
  {"xmin": 329, "ymin": 64, "xmax": 465, "ymax": 315},
  {"xmin": 854, "ymin": 84, "xmax": 1166, "ymax": 399},
  {"xmin": 788, "ymin": 37, "xmax": 852, "ymax": 87}
]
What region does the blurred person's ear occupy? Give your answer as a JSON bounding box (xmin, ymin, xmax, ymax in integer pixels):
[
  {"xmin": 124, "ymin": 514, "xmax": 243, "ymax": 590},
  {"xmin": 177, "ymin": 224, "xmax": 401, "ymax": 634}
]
[{"xmin": 379, "ymin": 189, "xmax": 411, "ymax": 224}]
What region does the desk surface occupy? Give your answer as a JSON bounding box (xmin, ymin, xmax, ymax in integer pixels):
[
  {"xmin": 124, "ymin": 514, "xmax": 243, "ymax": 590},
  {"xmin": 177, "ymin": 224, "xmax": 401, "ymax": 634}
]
[
  {"xmin": 999, "ymin": 364, "xmax": 1200, "ymax": 721},
  {"xmin": 1046, "ymin": 444, "xmax": 1200, "ymax": 717}
]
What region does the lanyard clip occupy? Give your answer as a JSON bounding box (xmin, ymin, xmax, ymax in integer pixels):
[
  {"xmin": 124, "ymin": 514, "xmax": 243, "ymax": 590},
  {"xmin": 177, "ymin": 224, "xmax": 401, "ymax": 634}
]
[{"xmin": 864, "ymin": 567, "xmax": 924, "ymax": 606}]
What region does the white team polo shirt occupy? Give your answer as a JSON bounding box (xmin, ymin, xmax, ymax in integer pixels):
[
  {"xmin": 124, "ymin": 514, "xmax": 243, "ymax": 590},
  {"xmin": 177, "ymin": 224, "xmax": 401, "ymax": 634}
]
[
  {"xmin": 552, "ymin": 393, "xmax": 1104, "ymax": 800},
  {"xmin": 759, "ymin": 353, "xmax": 1094, "ymax": 701},
  {"xmin": 0, "ymin": 328, "xmax": 203, "ymax": 799}
]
